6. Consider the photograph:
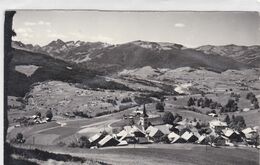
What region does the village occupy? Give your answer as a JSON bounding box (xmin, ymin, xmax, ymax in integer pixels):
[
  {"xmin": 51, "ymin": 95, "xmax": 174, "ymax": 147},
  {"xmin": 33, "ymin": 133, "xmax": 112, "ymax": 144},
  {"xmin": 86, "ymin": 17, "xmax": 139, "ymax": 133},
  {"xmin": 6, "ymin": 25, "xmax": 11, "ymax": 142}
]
[{"xmin": 71, "ymin": 104, "xmax": 259, "ymax": 149}]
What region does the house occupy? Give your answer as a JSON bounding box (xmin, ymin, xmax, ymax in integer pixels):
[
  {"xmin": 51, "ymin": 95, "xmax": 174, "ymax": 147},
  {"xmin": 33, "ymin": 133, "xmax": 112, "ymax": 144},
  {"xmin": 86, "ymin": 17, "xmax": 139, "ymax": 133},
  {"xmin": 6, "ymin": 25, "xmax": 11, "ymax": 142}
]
[
  {"xmin": 98, "ymin": 135, "xmax": 120, "ymax": 147},
  {"xmin": 89, "ymin": 133, "xmax": 105, "ymax": 146},
  {"xmin": 196, "ymin": 135, "xmax": 207, "ymax": 144},
  {"xmin": 209, "ymin": 120, "xmax": 227, "ymax": 131},
  {"xmin": 146, "ymin": 126, "xmax": 154, "ymax": 134},
  {"xmin": 221, "ymin": 128, "xmax": 241, "ymax": 142},
  {"xmin": 117, "ymin": 130, "xmax": 129, "ymax": 139},
  {"xmin": 175, "ymin": 125, "xmax": 189, "ymax": 133},
  {"xmin": 241, "ymin": 127, "xmax": 258, "ymax": 144},
  {"xmin": 31, "ymin": 115, "xmax": 38, "ymax": 120},
  {"xmin": 137, "ymin": 137, "xmax": 151, "ymax": 144},
  {"xmin": 117, "ymin": 140, "xmax": 128, "ymax": 146},
  {"xmin": 243, "ymin": 108, "xmax": 250, "ymax": 112},
  {"xmin": 208, "ymin": 113, "xmax": 218, "ymax": 117},
  {"xmin": 130, "ymin": 126, "xmax": 146, "ymax": 137},
  {"xmin": 176, "ymin": 119, "xmax": 189, "ymax": 126},
  {"xmin": 147, "ymin": 126, "xmax": 164, "ymax": 142},
  {"xmin": 242, "ymin": 127, "xmax": 257, "ymax": 139},
  {"xmin": 181, "ymin": 131, "xmax": 198, "ymax": 143},
  {"xmin": 170, "ymin": 127, "xmax": 180, "ymax": 134},
  {"xmin": 119, "ymin": 132, "xmax": 136, "ymax": 144},
  {"xmin": 168, "ymin": 132, "xmax": 179, "ymax": 141},
  {"xmin": 154, "ymin": 124, "xmax": 173, "ymax": 135},
  {"xmin": 123, "ymin": 126, "xmax": 133, "ymax": 133},
  {"xmin": 168, "ymin": 132, "xmax": 186, "ymax": 143},
  {"xmin": 46, "ymin": 117, "xmax": 51, "ymax": 122}
]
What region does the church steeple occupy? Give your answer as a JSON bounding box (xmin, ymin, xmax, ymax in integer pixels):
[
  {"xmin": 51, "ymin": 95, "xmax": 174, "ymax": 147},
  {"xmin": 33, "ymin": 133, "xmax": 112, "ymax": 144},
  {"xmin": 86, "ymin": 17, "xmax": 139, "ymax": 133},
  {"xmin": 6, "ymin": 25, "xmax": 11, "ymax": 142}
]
[
  {"xmin": 140, "ymin": 104, "xmax": 148, "ymax": 131},
  {"xmin": 143, "ymin": 104, "xmax": 148, "ymax": 118}
]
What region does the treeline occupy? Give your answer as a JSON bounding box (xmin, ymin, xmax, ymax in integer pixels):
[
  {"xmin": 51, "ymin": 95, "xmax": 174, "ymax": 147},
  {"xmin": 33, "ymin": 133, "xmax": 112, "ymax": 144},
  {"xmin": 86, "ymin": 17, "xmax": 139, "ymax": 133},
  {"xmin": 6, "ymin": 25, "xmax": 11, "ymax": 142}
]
[
  {"xmin": 187, "ymin": 97, "xmax": 222, "ymax": 109},
  {"xmin": 224, "ymin": 114, "xmax": 246, "ymax": 131}
]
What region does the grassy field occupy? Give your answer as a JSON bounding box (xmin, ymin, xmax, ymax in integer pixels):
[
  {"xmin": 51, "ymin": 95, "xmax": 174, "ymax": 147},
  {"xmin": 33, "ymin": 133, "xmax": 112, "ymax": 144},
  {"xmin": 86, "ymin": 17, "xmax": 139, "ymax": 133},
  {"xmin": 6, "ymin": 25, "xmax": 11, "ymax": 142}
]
[{"xmin": 16, "ymin": 143, "xmax": 260, "ymax": 165}]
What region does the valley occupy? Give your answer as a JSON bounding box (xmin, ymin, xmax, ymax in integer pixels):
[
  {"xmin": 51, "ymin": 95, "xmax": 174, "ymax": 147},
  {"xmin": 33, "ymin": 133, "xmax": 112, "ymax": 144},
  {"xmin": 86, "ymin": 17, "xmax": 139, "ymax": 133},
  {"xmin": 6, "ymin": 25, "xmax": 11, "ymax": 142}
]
[{"xmin": 7, "ymin": 40, "xmax": 260, "ymax": 165}]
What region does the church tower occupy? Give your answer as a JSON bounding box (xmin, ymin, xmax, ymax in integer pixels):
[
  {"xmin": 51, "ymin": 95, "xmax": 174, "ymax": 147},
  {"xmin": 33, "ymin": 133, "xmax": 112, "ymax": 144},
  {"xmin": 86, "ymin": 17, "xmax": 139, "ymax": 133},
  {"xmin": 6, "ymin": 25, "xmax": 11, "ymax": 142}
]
[{"xmin": 140, "ymin": 104, "xmax": 149, "ymax": 132}]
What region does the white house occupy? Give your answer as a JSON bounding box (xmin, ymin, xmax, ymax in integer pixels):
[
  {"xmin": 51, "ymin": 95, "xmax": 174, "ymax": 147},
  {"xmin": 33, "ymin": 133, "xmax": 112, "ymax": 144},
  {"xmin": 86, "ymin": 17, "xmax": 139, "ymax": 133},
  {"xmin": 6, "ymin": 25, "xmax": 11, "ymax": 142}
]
[{"xmin": 209, "ymin": 120, "xmax": 227, "ymax": 130}]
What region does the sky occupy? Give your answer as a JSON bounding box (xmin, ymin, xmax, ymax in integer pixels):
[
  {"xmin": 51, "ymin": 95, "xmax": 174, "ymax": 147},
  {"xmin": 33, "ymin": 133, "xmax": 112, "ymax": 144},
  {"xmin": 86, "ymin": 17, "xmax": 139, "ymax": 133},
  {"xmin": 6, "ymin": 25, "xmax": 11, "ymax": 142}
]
[{"xmin": 13, "ymin": 10, "xmax": 260, "ymax": 47}]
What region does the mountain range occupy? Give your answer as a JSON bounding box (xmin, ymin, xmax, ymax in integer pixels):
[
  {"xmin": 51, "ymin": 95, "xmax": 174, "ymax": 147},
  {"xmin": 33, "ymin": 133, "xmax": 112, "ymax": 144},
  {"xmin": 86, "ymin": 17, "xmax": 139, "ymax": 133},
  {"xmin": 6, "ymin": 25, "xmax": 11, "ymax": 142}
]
[{"xmin": 12, "ymin": 39, "xmax": 259, "ymax": 73}]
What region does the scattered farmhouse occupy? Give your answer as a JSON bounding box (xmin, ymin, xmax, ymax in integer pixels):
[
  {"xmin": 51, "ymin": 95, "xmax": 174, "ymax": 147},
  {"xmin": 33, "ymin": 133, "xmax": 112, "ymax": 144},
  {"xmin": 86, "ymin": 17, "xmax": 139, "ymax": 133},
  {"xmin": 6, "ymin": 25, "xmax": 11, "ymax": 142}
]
[
  {"xmin": 98, "ymin": 135, "xmax": 120, "ymax": 147},
  {"xmin": 181, "ymin": 131, "xmax": 198, "ymax": 143}
]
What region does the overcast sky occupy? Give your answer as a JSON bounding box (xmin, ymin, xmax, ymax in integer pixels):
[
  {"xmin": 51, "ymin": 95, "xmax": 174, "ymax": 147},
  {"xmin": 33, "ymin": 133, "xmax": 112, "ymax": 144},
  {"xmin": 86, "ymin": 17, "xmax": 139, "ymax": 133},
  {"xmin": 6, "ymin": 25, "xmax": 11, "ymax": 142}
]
[{"xmin": 13, "ymin": 10, "xmax": 260, "ymax": 47}]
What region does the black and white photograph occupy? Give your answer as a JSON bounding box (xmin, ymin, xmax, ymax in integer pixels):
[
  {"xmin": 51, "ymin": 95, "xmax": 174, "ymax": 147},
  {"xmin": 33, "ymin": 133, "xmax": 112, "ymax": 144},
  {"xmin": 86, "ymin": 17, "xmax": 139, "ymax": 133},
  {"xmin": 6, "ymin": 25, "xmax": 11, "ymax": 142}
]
[{"xmin": 3, "ymin": 6, "xmax": 260, "ymax": 165}]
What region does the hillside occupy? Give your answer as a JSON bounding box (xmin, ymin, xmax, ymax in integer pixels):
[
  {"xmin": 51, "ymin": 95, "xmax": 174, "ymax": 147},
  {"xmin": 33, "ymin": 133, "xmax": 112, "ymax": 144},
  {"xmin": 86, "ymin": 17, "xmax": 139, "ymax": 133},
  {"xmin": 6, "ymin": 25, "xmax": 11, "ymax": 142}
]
[
  {"xmin": 196, "ymin": 45, "xmax": 260, "ymax": 67},
  {"xmin": 8, "ymin": 49, "xmax": 131, "ymax": 97}
]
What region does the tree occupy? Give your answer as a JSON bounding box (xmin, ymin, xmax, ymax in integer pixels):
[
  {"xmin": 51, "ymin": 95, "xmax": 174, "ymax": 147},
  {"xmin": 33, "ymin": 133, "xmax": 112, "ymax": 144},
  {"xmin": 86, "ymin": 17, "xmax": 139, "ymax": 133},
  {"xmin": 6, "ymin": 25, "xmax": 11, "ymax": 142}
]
[
  {"xmin": 156, "ymin": 102, "xmax": 164, "ymax": 112},
  {"xmin": 173, "ymin": 113, "xmax": 182, "ymax": 123},
  {"xmin": 210, "ymin": 109, "xmax": 216, "ymax": 114},
  {"xmin": 224, "ymin": 115, "xmax": 231, "ymax": 125},
  {"xmin": 246, "ymin": 92, "xmax": 255, "ymax": 100},
  {"xmin": 187, "ymin": 97, "xmax": 195, "ymax": 106},
  {"xmin": 14, "ymin": 133, "xmax": 25, "ymax": 144},
  {"xmin": 204, "ymin": 97, "xmax": 212, "ymax": 107},
  {"xmin": 78, "ymin": 136, "xmax": 91, "ymax": 148},
  {"xmin": 254, "ymin": 101, "xmax": 259, "ymax": 109},
  {"xmin": 46, "ymin": 110, "xmax": 53, "ymax": 121},
  {"xmin": 162, "ymin": 111, "xmax": 175, "ymax": 124},
  {"xmin": 230, "ymin": 115, "xmax": 246, "ymax": 130}
]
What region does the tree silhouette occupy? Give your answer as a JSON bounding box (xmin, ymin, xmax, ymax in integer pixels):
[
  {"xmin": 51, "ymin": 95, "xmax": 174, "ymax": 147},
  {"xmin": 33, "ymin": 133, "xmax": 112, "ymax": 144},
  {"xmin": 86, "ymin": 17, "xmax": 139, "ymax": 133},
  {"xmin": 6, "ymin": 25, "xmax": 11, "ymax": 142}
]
[{"xmin": 162, "ymin": 111, "xmax": 175, "ymax": 124}]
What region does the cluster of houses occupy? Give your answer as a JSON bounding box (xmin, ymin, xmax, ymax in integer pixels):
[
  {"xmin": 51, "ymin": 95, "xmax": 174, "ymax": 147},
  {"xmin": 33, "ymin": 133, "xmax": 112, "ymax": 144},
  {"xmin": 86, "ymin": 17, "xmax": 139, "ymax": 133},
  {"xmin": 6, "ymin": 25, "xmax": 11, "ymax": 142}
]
[{"xmin": 85, "ymin": 106, "xmax": 259, "ymax": 148}]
